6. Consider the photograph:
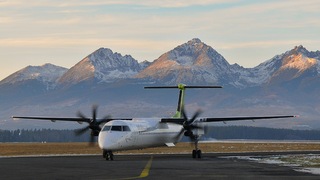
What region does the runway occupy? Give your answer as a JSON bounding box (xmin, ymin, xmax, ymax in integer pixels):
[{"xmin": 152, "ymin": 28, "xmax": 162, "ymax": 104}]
[{"xmin": 1, "ymin": 153, "xmax": 319, "ymax": 180}]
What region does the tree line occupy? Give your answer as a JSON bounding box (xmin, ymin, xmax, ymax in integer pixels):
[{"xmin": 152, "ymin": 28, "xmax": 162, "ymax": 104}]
[
  {"xmin": 203, "ymin": 126, "xmax": 320, "ymax": 140},
  {"xmin": 1, "ymin": 126, "xmax": 320, "ymax": 143},
  {"xmin": 0, "ymin": 129, "xmax": 89, "ymax": 142}
]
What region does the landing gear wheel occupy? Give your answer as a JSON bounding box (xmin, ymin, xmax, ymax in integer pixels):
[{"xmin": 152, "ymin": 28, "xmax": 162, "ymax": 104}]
[
  {"xmin": 103, "ymin": 150, "xmax": 107, "ymax": 158},
  {"xmin": 103, "ymin": 151, "xmax": 114, "ymax": 161},
  {"xmin": 196, "ymin": 150, "xmax": 202, "ymax": 159},
  {"xmin": 192, "ymin": 150, "xmax": 197, "ymax": 158},
  {"xmin": 110, "ymin": 152, "xmax": 114, "ymax": 161},
  {"xmin": 192, "ymin": 150, "xmax": 202, "ymax": 159}
]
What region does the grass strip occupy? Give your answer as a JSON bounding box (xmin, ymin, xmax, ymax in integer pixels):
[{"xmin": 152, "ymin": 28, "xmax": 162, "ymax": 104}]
[{"xmin": 1, "ymin": 142, "xmax": 320, "ymax": 156}]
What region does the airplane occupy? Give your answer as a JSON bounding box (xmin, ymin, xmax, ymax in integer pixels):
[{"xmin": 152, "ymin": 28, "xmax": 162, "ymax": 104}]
[{"xmin": 12, "ymin": 84, "xmax": 296, "ymax": 160}]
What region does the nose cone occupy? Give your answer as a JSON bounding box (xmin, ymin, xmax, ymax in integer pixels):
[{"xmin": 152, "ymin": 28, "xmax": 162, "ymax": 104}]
[{"xmin": 98, "ymin": 131, "xmax": 117, "ymax": 150}]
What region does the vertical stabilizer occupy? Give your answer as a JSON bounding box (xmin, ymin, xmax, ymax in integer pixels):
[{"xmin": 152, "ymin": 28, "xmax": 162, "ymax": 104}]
[
  {"xmin": 144, "ymin": 84, "xmax": 222, "ymax": 118},
  {"xmin": 173, "ymin": 84, "xmax": 186, "ymax": 118}
]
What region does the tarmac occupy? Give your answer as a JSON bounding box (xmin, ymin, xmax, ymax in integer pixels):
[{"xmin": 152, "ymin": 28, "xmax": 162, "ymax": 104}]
[{"xmin": 1, "ymin": 152, "xmax": 319, "ymax": 179}]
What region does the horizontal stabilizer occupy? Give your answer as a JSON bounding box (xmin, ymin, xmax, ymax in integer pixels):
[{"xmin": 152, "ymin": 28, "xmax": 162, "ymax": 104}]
[{"xmin": 145, "ymin": 85, "xmax": 222, "ymax": 89}]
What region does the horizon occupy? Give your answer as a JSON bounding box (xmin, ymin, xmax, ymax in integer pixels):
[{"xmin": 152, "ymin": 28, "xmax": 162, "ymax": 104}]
[{"xmin": 1, "ymin": 0, "xmax": 319, "ymax": 80}]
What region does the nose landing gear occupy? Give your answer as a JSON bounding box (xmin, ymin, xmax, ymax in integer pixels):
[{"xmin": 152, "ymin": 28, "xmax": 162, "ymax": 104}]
[{"xmin": 103, "ymin": 150, "xmax": 114, "ymax": 161}]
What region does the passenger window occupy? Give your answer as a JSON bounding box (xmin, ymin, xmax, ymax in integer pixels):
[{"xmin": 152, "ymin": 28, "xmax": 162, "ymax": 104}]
[{"xmin": 102, "ymin": 126, "xmax": 111, "ymax": 131}]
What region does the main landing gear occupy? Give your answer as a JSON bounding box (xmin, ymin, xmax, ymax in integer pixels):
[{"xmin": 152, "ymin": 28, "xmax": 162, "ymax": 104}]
[
  {"xmin": 103, "ymin": 150, "xmax": 114, "ymax": 161},
  {"xmin": 192, "ymin": 149, "xmax": 202, "ymax": 159},
  {"xmin": 192, "ymin": 136, "xmax": 201, "ymax": 159}
]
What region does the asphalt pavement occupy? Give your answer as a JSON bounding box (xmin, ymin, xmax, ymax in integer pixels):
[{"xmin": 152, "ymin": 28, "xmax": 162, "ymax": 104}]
[{"xmin": 0, "ymin": 153, "xmax": 319, "ymax": 180}]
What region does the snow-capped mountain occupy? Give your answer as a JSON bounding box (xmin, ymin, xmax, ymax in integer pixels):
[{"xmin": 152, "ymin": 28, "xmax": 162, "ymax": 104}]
[
  {"xmin": 0, "ymin": 63, "xmax": 67, "ymax": 89},
  {"xmin": 58, "ymin": 48, "xmax": 143, "ymax": 85},
  {"xmin": 268, "ymin": 46, "xmax": 319, "ymax": 84},
  {"xmin": 247, "ymin": 45, "xmax": 320, "ymax": 86},
  {"xmin": 224, "ymin": 45, "xmax": 320, "ymax": 88},
  {"xmin": 136, "ymin": 38, "xmax": 240, "ymax": 86},
  {"xmin": 1, "ymin": 40, "xmax": 320, "ymax": 130},
  {"xmin": 1, "ymin": 40, "xmax": 318, "ymax": 89}
]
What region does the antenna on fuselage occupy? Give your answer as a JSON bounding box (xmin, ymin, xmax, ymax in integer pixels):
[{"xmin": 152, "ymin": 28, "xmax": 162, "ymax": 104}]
[{"xmin": 144, "ymin": 83, "xmax": 222, "ymax": 118}]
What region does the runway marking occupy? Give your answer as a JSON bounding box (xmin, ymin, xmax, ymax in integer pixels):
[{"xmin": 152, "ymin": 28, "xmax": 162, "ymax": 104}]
[
  {"xmin": 123, "ymin": 156, "xmax": 153, "ymax": 179},
  {"xmin": 139, "ymin": 156, "xmax": 153, "ymax": 178}
]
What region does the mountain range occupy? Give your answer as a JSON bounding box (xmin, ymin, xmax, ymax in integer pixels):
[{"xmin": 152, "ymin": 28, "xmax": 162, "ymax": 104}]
[{"xmin": 0, "ymin": 38, "xmax": 319, "ymax": 130}]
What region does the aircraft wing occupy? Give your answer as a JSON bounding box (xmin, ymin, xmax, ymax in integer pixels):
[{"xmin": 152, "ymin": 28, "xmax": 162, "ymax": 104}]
[
  {"xmin": 161, "ymin": 115, "xmax": 296, "ymax": 124},
  {"xmin": 12, "ymin": 116, "xmax": 132, "ymax": 124},
  {"xmin": 202, "ymin": 115, "xmax": 296, "ymax": 122},
  {"xmin": 12, "ymin": 116, "xmax": 94, "ymax": 124}
]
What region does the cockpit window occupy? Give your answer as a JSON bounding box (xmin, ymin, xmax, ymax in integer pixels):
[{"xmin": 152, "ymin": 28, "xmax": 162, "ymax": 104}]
[
  {"xmin": 123, "ymin": 126, "xmax": 130, "ymax": 131},
  {"xmin": 103, "ymin": 125, "xmax": 131, "ymax": 132},
  {"xmin": 102, "ymin": 126, "xmax": 111, "ymax": 131},
  {"xmin": 111, "ymin": 126, "xmax": 122, "ymax": 131}
]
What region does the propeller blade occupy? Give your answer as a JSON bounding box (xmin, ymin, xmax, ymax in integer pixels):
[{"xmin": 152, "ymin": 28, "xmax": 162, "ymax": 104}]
[
  {"xmin": 175, "ymin": 127, "xmax": 185, "ymax": 140},
  {"xmin": 76, "ymin": 105, "xmax": 113, "ymax": 145},
  {"xmin": 77, "ymin": 111, "xmax": 88, "ymax": 120},
  {"xmin": 179, "ymin": 109, "xmax": 204, "ymax": 143},
  {"xmin": 75, "ymin": 126, "xmax": 90, "ymax": 136},
  {"xmin": 92, "ymin": 105, "xmax": 98, "ymax": 122},
  {"xmin": 189, "ymin": 110, "xmax": 202, "ymax": 124},
  {"xmin": 189, "ymin": 124, "xmax": 204, "ymax": 130}
]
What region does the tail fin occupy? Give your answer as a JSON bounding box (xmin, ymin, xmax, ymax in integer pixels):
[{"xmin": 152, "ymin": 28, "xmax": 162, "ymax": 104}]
[{"xmin": 144, "ymin": 84, "xmax": 222, "ymax": 118}]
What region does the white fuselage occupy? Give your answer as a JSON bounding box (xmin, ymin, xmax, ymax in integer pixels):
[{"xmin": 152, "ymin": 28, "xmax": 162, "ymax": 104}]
[{"xmin": 98, "ymin": 118, "xmax": 186, "ymax": 151}]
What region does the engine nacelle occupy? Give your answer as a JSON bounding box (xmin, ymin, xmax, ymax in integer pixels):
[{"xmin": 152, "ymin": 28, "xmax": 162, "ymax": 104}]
[{"xmin": 184, "ymin": 131, "xmax": 193, "ymax": 137}]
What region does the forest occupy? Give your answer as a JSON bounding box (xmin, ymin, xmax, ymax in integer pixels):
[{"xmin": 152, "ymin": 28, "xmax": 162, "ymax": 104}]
[
  {"xmin": 0, "ymin": 129, "xmax": 88, "ymax": 142},
  {"xmin": 1, "ymin": 126, "xmax": 320, "ymax": 143},
  {"xmin": 203, "ymin": 126, "xmax": 320, "ymax": 140}
]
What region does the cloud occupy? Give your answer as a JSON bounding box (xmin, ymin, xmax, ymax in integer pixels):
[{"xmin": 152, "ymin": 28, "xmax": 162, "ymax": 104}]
[
  {"xmin": 1, "ymin": 0, "xmax": 319, "ymax": 53},
  {"xmin": 117, "ymin": 0, "xmax": 238, "ymax": 8},
  {"xmin": 217, "ymin": 40, "xmax": 320, "ymax": 50},
  {"xmin": 0, "ymin": 0, "xmax": 237, "ymax": 8},
  {"xmin": 0, "ymin": 37, "xmax": 175, "ymax": 54},
  {"xmin": 0, "ymin": 0, "xmax": 319, "ymax": 71}
]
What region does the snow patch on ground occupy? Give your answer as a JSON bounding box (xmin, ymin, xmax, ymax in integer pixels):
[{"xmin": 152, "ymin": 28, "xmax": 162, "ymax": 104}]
[
  {"xmin": 297, "ymin": 168, "xmax": 320, "ymax": 175},
  {"xmin": 227, "ymin": 154, "xmax": 320, "ymax": 175}
]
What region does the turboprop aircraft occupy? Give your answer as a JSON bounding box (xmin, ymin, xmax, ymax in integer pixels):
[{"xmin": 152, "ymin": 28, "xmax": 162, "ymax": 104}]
[{"xmin": 13, "ymin": 84, "xmax": 296, "ymax": 160}]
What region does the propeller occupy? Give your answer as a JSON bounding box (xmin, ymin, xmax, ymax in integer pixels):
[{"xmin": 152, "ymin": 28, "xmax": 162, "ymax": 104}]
[
  {"xmin": 179, "ymin": 108, "xmax": 203, "ymax": 142},
  {"xmin": 74, "ymin": 105, "xmax": 111, "ymax": 145}
]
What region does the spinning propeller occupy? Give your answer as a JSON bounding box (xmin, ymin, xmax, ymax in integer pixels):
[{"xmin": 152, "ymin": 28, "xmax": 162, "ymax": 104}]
[
  {"xmin": 178, "ymin": 108, "xmax": 203, "ymax": 142},
  {"xmin": 74, "ymin": 105, "xmax": 111, "ymax": 145}
]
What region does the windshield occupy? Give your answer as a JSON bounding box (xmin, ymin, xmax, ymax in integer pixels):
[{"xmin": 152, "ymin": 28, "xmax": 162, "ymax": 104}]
[{"xmin": 102, "ymin": 125, "xmax": 130, "ymax": 132}]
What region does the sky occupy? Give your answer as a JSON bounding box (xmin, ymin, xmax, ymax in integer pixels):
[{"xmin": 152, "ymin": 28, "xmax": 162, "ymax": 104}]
[{"xmin": 0, "ymin": 0, "xmax": 319, "ymax": 80}]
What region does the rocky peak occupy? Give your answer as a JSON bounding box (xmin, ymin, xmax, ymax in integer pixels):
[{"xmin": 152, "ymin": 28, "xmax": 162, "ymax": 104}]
[
  {"xmin": 88, "ymin": 48, "xmax": 139, "ymax": 70},
  {"xmin": 291, "ymin": 45, "xmax": 308, "ymax": 55},
  {"xmin": 0, "ymin": 63, "xmax": 67, "ymax": 85},
  {"xmin": 168, "ymin": 38, "xmax": 209, "ymax": 66},
  {"xmin": 58, "ymin": 47, "xmax": 142, "ymax": 85},
  {"xmin": 281, "ymin": 46, "xmax": 318, "ymax": 71},
  {"xmin": 135, "ymin": 38, "xmax": 235, "ymax": 85}
]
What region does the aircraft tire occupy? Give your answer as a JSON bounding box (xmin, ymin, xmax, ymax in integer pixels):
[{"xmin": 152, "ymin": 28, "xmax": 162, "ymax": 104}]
[
  {"xmin": 192, "ymin": 150, "xmax": 197, "ymax": 158},
  {"xmin": 103, "ymin": 150, "xmax": 107, "ymax": 158},
  {"xmin": 197, "ymin": 150, "xmax": 202, "ymax": 159},
  {"xmin": 110, "ymin": 153, "xmax": 114, "ymax": 161}
]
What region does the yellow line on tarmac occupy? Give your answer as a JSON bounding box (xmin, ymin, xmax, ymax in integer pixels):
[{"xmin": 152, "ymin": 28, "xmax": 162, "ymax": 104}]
[
  {"xmin": 123, "ymin": 156, "xmax": 153, "ymax": 179},
  {"xmin": 138, "ymin": 156, "xmax": 153, "ymax": 178}
]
